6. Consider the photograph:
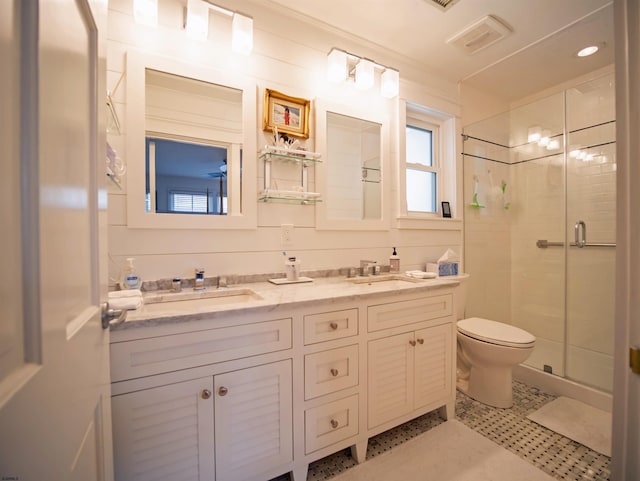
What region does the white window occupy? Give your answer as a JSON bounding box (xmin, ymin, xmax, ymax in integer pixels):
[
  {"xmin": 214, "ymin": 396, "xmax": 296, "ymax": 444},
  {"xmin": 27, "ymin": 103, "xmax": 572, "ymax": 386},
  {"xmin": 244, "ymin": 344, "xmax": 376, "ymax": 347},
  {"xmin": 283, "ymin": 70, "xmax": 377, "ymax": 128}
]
[
  {"xmin": 170, "ymin": 192, "xmax": 209, "ymax": 213},
  {"xmin": 406, "ymin": 122, "xmax": 438, "ymax": 213},
  {"xmin": 399, "ymin": 101, "xmax": 457, "ymax": 223}
]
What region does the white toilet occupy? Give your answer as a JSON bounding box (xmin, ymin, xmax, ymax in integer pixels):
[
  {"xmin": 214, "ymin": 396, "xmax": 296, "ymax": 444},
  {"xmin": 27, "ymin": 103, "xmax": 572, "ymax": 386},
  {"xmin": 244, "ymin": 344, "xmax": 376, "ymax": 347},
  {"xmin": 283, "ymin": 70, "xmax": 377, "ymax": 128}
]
[{"xmin": 456, "ymin": 317, "xmax": 535, "ymax": 408}]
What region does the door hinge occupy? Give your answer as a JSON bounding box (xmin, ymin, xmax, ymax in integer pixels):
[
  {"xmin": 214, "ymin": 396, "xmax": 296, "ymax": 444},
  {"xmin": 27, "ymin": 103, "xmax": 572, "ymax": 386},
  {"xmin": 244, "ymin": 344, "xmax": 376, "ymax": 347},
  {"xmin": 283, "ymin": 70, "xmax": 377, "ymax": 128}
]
[{"xmin": 630, "ymin": 347, "xmax": 640, "ymax": 375}]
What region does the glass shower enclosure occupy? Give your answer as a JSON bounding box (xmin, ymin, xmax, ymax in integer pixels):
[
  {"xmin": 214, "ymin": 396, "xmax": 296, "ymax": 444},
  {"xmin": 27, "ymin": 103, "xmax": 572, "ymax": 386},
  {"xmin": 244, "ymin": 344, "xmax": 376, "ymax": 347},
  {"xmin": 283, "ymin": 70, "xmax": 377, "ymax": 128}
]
[{"xmin": 462, "ymin": 72, "xmax": 616, "ymax": 393}]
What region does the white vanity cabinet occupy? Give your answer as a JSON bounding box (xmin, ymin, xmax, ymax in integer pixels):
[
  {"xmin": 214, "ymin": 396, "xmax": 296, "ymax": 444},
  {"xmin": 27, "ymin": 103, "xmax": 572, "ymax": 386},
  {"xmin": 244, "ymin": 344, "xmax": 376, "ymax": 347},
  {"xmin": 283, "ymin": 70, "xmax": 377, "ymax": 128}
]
[
  {"xmin": 110, "ymin": 313, "xmax": 294, "ymax": 481},
  {"xmin": 292, "ymin": 307, "xmax": 364, "ymax": 481},
  {"xmin": 110, "ymin": 281, "xmax": 461, "ymax": 481},
  {"xmin": 366, "ymin": 293, "xmax": 456, "ymax": 433},
  {"xmin": 111, "ymin": 361, "xmax": 292, "ymax": 481}
]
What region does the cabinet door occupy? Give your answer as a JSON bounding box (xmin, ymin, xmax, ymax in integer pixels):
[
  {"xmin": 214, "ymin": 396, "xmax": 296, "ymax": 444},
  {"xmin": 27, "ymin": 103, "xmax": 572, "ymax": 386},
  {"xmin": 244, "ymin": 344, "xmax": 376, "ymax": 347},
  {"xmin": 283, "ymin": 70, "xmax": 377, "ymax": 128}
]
[
  {"xmin": 112, "ymin": 377, "xmax": 215, "ymax": 481},
  {"xmin": 214, "ymin": 360, "xmax": 293, "ymax": 480},
  {"xmin": 367, "ymin": 332, "xmax": 414, "ymax": 428},
  {"xmin": 414, "ymin": 323, "xmax": 453, "ymax": 410}
]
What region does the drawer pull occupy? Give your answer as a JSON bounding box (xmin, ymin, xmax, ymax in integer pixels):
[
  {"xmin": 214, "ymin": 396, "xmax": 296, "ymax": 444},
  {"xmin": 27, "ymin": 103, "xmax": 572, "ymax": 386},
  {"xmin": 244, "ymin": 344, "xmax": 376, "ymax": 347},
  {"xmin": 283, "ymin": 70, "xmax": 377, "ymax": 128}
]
[
  {"xmin": 330, "ymin": 419, "xmax": 339, "ymax": 429},
  {"xmin": 330, "ymin": 322, "xmax": 338, "ymax": 330},
  {"xmin": 330, "ymin": 368, "xmax": 339, "ymax": 377},
  {"xmin": 218, "ymin": 386, "xmax": 228, "ymax": 396},
  {"xmin": 409, "ymin": 340, "xmax": 416, "ymax": 347},
  {"xmin": 417, "ymin": 338, "xmax": 424, "ymax": 344},
  {"xmin": 201, "ymin": 389, "xmax": 212, "ymax": 400}
]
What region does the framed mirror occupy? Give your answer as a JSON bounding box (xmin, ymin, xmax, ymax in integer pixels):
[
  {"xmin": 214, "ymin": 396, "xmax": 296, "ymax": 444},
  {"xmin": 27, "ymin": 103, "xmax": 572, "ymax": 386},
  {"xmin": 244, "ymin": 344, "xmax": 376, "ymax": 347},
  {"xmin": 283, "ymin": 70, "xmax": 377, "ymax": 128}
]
[
  {"xmin": 316, "ymin": 100, "xmax": 390, "ymax": 230},
  {"xmin": 125, "ymin": 50, "xmax": 257, "ymax": 229}
]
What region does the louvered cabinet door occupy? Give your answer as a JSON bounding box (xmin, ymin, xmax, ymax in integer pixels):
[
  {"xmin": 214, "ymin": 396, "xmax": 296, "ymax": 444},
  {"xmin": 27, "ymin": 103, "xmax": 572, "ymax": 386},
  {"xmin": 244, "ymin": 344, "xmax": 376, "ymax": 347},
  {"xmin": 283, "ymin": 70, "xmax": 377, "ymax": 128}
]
[
  {"xmin": 367, "ymin": 332, "xmax": 414, "ymax": 429},
  {"xmin": 111, "ymin": 377, "xmax": 215, "ymax": 481},
  {"xmin": 214, "ymin": 360, "xmax": 293, "ymax": 481},
  {"xmin": 413, "ymin": 323, "xmax": 453, "ymax": 410}
]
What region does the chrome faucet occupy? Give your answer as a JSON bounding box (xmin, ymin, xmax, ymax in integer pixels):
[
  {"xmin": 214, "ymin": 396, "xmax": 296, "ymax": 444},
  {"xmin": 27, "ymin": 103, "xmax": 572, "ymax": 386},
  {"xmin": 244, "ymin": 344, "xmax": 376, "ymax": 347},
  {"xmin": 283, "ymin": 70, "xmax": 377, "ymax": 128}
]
[
  {"xmin": 359, "ymin": 260, "xmax": 377, "ymax": 277},
  {"xmin": 194, "ymin": 268, "xmax": 205, "ymax": 290}
]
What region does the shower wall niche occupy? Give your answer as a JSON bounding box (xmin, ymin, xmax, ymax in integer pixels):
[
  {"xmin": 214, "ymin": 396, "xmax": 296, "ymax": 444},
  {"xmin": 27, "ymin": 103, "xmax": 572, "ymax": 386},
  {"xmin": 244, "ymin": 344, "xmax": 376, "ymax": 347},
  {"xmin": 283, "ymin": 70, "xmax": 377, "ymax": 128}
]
[{"xmin": 462, "ymin": 72, "xmax": 616, "ymax": 393}]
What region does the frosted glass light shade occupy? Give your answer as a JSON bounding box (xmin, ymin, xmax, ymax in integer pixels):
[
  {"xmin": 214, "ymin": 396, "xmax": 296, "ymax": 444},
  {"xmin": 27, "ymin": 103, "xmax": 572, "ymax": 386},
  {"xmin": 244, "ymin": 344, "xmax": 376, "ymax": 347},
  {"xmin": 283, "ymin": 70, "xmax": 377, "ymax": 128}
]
[
  {"xmin": 380, "ymin": 68, "xmax": 399, "ymax": 98},
  {"xmin": 327, "ymin": 49, "xmax": 348, "ymax": 82},
  {"xmin": 355, "ymin": 58, "xmax": 374, "ymax": 90},
  {"xmin": 133, "ymin": 0, "xmax": 158, "ymax": 26},
  {"xmin": 186, "ymin": 0, "xmax": 209, "ymax": 41},
  {"xmin": 232, "ymin": 13, "xmax": 253, "ymax": 55}
]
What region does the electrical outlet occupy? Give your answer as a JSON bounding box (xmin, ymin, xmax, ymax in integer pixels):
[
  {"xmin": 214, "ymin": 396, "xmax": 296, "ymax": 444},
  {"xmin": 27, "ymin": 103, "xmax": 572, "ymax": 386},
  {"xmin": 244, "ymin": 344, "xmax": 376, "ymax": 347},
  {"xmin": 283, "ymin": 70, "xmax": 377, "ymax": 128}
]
[{"xmin": 281, "ymin": 224, "xmax": 293, "ymax": 246}]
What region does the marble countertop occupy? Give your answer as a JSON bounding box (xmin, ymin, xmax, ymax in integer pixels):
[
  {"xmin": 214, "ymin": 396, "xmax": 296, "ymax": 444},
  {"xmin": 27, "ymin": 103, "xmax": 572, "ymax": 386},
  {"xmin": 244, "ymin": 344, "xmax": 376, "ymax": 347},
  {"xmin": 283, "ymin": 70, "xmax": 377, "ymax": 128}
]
[{"xmin": 114, "ymin": 274, "xmax": 466, "ymax": 331}]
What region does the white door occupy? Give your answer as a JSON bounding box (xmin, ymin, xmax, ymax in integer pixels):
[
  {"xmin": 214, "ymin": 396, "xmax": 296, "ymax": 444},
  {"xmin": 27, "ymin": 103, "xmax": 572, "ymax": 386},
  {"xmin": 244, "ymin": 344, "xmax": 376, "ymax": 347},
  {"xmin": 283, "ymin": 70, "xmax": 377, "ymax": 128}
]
[
  {"xmin": 612, "ymin": 0, "xmax": 640, "ymax": 479},
  {"xmin": 0, "ymin": 1, "xmax": 112, "ymax": 480}
]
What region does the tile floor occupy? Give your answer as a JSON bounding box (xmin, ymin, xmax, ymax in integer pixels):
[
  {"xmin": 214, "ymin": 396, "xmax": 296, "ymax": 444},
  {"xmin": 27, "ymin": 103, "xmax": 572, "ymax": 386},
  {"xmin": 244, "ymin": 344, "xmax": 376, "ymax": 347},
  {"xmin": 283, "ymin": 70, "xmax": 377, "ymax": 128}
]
[{"xmin": 273, "ymin": 381, "xmax": 611, "ymax": 481}]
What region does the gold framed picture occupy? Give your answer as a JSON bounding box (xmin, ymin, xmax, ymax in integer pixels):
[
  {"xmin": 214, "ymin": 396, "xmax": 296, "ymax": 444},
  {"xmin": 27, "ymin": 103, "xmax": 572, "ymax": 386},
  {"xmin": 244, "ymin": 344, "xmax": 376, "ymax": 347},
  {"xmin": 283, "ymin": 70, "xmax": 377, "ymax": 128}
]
[{"xmin": 263, "ymin": 88, "xmax": 310, "ymax": 139}]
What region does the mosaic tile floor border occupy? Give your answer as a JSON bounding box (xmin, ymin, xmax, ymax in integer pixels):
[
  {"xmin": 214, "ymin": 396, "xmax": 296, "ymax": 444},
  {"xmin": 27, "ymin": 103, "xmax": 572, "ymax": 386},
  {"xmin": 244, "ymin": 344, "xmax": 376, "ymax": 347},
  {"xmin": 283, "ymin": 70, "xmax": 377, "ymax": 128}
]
[{"xmin": 272, "ymin": 381, "xmax": 611, "ymax": 481}]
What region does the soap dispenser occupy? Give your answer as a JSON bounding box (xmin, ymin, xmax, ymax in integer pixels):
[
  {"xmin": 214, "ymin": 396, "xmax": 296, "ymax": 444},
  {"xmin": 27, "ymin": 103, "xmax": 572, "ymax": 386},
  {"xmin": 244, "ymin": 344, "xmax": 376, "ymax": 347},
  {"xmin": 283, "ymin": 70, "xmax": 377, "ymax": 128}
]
[
  {"xmin": 120, "ymin": 257, "xmax": 141, "ymax": 290},
  {"xmin": 389, "ymin": 247, "xmax": 400, "ymax": 273}
]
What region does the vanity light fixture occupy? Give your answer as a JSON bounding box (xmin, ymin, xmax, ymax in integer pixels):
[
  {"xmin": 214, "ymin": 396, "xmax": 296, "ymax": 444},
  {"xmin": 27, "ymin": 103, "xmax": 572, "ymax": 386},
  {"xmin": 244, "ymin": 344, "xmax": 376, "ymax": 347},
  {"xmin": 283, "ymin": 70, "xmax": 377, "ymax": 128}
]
[
  {"xmin": 327, "ymin": 48, "xmax": 349, "ymax": 82},
  {"xmin": 231, "ymin": 13, "xmax": 253, "ymax": 55},
  {"xmin": 326, "ymin": 48, "xmax": 400, "ymax": 98},
  {"xmin": 380, "ymin": 68, "xmax": 400, "ymax": 98},
  {"xmin": 185, "ymin": 0, "xmax": 209, "ymax": 41},
  {"xmin": 133, "ymin": 0, "xmax": 158, "ymax": 27},
  {"xmin": 183, "ymin": 1, "xmax": 254, "ymax": 55},
  {"xmin": 355, "ymin": 58, "xmax": 375, "ymax": 90}
]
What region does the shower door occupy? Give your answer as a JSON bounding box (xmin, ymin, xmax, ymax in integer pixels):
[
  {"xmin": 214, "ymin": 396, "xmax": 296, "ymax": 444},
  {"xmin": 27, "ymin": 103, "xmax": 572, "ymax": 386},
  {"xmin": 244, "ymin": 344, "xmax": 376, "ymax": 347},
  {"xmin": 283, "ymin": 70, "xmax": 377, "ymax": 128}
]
[
  {"xmin": 564, "ymin": 74, "xmax": 616, "ymax": 392},
  {"xmin": 462, "ymin": 72, "xmax": 616, "ymax": 394}
]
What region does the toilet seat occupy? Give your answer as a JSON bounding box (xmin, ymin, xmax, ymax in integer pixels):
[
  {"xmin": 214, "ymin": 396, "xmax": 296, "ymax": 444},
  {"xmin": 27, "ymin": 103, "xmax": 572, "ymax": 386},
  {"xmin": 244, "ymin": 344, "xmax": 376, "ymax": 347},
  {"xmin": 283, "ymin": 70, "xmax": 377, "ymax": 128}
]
[{"xmin": 457, "ymin": 317, "xmax": 535, "ymax": 348}]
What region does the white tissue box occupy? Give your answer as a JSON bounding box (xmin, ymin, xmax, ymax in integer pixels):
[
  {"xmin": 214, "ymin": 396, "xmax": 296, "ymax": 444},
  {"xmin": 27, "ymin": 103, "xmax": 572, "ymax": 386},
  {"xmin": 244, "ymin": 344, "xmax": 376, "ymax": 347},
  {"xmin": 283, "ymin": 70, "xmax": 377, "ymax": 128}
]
[{"xmin": 426, "ymin": 262, "xmax": 459, "ymax": 277}]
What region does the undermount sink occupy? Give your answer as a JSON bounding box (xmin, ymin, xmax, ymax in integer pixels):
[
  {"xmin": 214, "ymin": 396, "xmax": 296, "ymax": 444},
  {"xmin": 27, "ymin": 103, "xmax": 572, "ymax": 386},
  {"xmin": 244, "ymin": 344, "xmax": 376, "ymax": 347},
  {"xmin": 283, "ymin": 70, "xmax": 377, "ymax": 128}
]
[
  {"xmin": 347, "ymin": 274, "xmax": 422, "ymax": 285},
  {"xmin": 142, "ymin": 288, "xmax": 263, "ymax": 311}
]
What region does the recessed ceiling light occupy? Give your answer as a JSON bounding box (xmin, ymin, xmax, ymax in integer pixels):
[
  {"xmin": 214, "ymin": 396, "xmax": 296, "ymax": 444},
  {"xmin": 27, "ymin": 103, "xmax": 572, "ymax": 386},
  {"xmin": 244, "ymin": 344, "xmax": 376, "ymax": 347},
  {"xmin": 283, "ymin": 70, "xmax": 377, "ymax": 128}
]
[{"xmin": 577, "ymin": 45, "xmax": 599, "ymax": 57}]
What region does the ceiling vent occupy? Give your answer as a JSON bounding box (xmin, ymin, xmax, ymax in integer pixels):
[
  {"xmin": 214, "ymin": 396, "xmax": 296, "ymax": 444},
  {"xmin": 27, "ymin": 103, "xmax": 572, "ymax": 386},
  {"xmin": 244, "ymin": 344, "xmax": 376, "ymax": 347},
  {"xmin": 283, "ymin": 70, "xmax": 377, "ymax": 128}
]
[
  {"xmin": 446, "ymin": 15, "xmax": 512, "ymax": 55},
  {"xmin": 424, "ymin": 0, "xmax": 460, "ymax": 12}
]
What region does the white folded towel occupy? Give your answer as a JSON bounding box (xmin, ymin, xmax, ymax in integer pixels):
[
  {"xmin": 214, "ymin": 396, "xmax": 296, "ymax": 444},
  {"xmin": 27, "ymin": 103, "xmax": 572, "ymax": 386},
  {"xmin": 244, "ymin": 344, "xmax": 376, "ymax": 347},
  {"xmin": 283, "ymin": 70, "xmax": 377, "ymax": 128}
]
[
  {"xmin": 405, "ymin": 270, "xmax": 437, "ymax": 279},
  {"xmin": 108, "ymin": 289, "xmax": 142, "ymax": 299},
  {"xmin": 108, "ymin": 290, "xmax": 143, "ymax": 310},
  {"xmin": 108, "ymin": 296, "xmax": 143, "ymax": 311}
]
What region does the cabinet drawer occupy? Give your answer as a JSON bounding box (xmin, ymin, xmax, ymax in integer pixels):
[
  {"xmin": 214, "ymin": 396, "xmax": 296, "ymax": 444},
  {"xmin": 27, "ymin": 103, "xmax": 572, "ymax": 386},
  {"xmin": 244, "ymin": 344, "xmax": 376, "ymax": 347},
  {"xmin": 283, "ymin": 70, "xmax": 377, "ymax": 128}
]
[
  {"xmin": 304, "ymin": 344, "xmax": 359, "ymax": 400},
  {"xmin": 367, "ymin": 294, "xmax": 453, "ymax": 332},
  {"xmin": 305, "ymin": 394, "xmax": 359, "ymax": 454},
  {"xmin": 111, "ymin": 318, "xmax": 292, "ymax": 381},
  {"xmin": 304, "ymin": 308, "xmax": 358, "ymax": 345}
]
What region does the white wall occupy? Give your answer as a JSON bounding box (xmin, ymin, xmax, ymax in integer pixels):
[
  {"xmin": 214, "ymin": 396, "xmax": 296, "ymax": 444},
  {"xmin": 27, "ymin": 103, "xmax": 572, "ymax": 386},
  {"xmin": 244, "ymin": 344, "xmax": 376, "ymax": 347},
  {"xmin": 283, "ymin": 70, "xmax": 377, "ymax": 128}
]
[{"xmin": 106, "ymin": 0, "xmax": 464, "ymax": 286}]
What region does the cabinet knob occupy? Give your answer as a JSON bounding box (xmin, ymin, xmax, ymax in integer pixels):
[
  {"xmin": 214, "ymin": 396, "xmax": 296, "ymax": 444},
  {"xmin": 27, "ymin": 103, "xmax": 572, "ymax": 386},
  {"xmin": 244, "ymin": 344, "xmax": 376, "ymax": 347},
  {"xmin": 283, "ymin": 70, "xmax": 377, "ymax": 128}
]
[
  {"xmin": 330, "ymin": 419, "xmax": 339, "ymax": 429},
  {"xmin": 201, "ymin": 389, "xmax": 212, "ymax": 400},
  {"xmin": 329, "ymin": 322, "xmax": 338, "ymax": 330},
  {"xmin": 330, "ymin": 368, "xmax": 339, "ymax": 377},
  {"xmin": 417, "ymin": 338, "xmax": 424, "ymax": 344},
  {"xmin": 409, "ymin": 340, "xmax": 416, "ymax": 347},
  {"xmin": 218, "ymin": 386, "xmax": 228, "ymax": 396}
]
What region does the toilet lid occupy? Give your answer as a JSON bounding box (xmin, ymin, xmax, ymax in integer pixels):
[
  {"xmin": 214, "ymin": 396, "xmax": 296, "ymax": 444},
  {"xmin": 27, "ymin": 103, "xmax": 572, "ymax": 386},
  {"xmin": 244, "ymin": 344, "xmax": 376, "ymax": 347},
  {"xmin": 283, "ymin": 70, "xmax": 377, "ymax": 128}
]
[{"xmin": 457, "ymin": 317, "xmax": 536, "ymax": 348}]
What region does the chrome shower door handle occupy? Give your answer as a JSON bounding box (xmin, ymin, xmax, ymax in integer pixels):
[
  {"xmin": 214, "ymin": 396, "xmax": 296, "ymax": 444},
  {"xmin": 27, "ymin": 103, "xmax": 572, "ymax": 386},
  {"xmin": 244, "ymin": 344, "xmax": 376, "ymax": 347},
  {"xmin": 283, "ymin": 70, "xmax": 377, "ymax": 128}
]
[{"xmin": 574, "ymin": 220, "xmax": 587, "ymax": 248}]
